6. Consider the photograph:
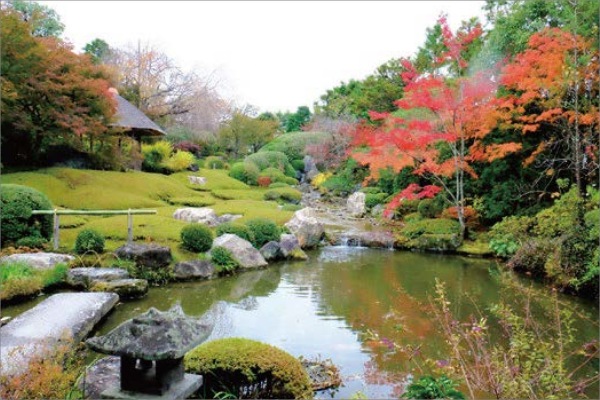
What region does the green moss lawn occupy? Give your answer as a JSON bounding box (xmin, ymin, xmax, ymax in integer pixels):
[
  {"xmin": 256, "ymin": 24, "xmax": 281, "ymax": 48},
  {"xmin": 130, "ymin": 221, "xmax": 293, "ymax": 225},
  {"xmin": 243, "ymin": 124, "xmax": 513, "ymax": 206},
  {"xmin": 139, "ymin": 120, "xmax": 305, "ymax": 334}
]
[{"xmin": 3, "ymin": 168, "xmax": 294, "ymax": 261}]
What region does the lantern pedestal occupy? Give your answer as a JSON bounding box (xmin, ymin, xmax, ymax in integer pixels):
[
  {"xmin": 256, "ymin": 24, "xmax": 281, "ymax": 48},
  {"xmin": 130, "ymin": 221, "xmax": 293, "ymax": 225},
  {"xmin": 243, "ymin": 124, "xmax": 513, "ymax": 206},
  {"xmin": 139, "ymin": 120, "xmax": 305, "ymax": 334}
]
[{"xmin": 100, "ymin": 374, "xmax": 202, "ymax": 400}]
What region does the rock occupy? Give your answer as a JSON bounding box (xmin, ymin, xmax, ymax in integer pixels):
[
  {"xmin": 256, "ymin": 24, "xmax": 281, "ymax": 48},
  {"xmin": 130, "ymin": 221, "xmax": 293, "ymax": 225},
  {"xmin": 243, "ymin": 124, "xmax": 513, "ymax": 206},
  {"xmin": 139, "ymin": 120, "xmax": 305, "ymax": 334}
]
[
  {"xmin": 212, "ymin": 234, "xmax": 268, "ymax": 269},
  {"xmin": 284, "ymin": 208, "xmax": 324, "ymax": 249},
  {"xmin": 90, "ymin": 279, "xmax": 148, "ymax": 299},
  {"xmin": 79, "ymin": 356, "xmax": 120, "ymax": 400},
  {"xmin": 279, "ymin": 234, "xmax": 308, "ymax": 260},
  {"xmin": 173, "ymin": 207, "xmax": 218, "ymax": 226},
  {"xmin": 347, "ymin": 192, "xmax": 366, "ymax": 217},
  {"xmin": 371, "ymin": 204, "xmax": 385, "ymax": 218},
  {"xmin": 66, "ymin": 267, "xmax": 130, "ymax": 289},
  {"xmin": 1, "ymin": 316, "xmax": 11, "ymax": 326},
  {"xmin": 216, "ymin": 213, "xmax": 243, "ymax": 225},
  {"xmin": 0, "ymin": 252, "xmax": 74, "ymax": 270},
  {"xmin": 114, "ymin": 243, "xmax": 172, "ymax": 269},
  {"xmin": 187, "ymin": 175, "xmax": 206, "ymax": 185},
  {"xmin": 188, "ymin": 164, "xmax": 199, "ymax": 172},
  {"xmin": 173, "ymin": 260, "xmax": 215, "ymax": 280},
  {"xmin": 333, "ymin": 231, "xmax": 396, "ymax": 248},
  {"xmin": 260, "ymin": 241, "xmax": 283, "ymax": 262},
  {"xmin": 0, "ymin": 292, "xmax": 119, "ymax": 375}
]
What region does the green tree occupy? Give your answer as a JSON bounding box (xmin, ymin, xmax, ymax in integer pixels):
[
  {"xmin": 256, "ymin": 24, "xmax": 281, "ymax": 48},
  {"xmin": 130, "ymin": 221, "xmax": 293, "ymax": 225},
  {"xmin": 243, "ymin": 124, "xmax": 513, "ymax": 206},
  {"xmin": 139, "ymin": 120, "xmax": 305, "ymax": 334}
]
[
  {"xmin": 218, "ymin": 112, "xmax": 278, "ymax": 158},
  {"xmin": 83, "ymin": 38, "xmax": 110, "ymax": 65},
  {"xmin": 282, "ymin": 106, "xmax": 311, "ymax": 132},
  {"xmin": 2, "ymin": 0, "xmax": 64, "ymax": 37}
]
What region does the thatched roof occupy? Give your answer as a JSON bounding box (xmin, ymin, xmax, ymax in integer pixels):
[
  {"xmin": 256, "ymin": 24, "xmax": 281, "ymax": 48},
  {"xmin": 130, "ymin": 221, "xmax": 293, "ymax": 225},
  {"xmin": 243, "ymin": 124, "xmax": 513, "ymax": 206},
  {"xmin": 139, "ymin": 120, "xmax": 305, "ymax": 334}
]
[{"xmin": 109, "ymin": 89, "xmax": 165, "ymax": 137}]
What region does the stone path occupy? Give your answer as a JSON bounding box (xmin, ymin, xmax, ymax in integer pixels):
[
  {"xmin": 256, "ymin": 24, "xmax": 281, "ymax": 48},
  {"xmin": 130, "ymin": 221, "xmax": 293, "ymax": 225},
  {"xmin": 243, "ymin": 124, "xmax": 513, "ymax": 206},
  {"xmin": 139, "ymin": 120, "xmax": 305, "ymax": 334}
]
[{"xmin": 0, "ymin": 292, "xmax": 118, "ymax": 376}]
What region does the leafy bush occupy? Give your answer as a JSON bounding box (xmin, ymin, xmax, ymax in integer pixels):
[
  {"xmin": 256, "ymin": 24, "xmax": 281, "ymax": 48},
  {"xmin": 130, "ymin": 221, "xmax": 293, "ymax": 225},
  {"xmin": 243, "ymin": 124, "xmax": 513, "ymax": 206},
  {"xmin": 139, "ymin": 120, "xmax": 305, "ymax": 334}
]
[
  {"xmin": 163, "ymin": 150, "xmax": 195, "ymax": 172},
  {"xmin": 184, "ymin": 337, "xmax": 312, "ymax": 399},
  {"xmin": 210, "ymin": 246, "xmax": 239, "ymax": 274},
  {"xmin": 488, "ymin": 215, "xmax": 536, "ymax": 257},
  {"xmin": 402, "ymin": 375, "xmax": 465, "ymax": 399},
  {"xmin": 284, "ymin": 163, "xmax": 297, "ymax": 178},
  {"xmin": 173, "ymin": 141, "xmax": 202, "ymax": 156},
  {"xmin": 245, "ymin": 218, "xmax": 280, "ymax": 248},
  {"xmin": 141, "ymin": 141, "xmax": 173, "ymax": 173},
  {"xmin": 259, "ymin": 131, "xmax": 331, "ymax": 160},
  {"xmin": 15, "ymin": 236, "xmax": 48, "ymax": 249},
  {"xmin": 283, "ymin": 177, "xmax": 299, "ymax": 186},
  {"xmin": 205, "ymin": 156, "xmax": 225, "ymax": 169},
  {"xmin": 74, "ymin": 229, "xmax": 105, "ymax": 254},
  {"xmin": 216, "ymin": 222, "xmax": 255, "ymax": 243},
  {"xmin": 1, "ymin": 184, "xmax": 53, "ymax": 245},
  {"xmin": 417, "ymin": 199, "xmax": 442, "ymax": 218},
  {"xmin": 365, "ymin": 193, "xmax": 387, "ymax": 209},
  {"xmin": 264, "ymin": 188, "xmax": 302, "ymax": 204},
  {"xmin": 321, "ymin": 174, "xmax": 355, "ymax": 195},
  {"xmin": 268, "ymin": 182, "xmax": 289, "ymax": 189},
  {"xmin": 291, "ymin": 159, "xmax": 305, "ymax": 171},
  {"xmin": 506, "ymin": 239, "xmax": 554, "ymax": 278},
  {"xmin": 360, "ymin": 187, "xmax": 382, "ymax": 194},
  {"xmin": 259, "ymin": 167, "xmax": 287, "ymax": 183},
  {"xmin": 401, "ymin": 218, "xmax": 460, "ymax": 239},
  {"xmin": 246, "ymin": 151, "xmax": 291, "ymax": 171},
  {"xmin": 181, "ymin": 223, "xmax": 214, "ymax": 252},
  {"xmin": 229, "ymin": 162, "xmax": 260, "ymax": 185}
]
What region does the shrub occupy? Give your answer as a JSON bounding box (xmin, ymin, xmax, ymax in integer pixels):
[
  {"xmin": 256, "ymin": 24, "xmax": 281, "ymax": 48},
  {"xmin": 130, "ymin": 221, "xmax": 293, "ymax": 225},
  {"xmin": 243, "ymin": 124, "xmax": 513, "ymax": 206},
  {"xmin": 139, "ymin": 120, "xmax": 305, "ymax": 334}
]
[
  {"xmin": 268, "ymin": 182, "xmax": 289, "ymax": 189},
  {"xmin": 245, "ymin": 218, "xmax": 280, "ymax": 248},
  {"xmin": 210, "ymin": 246, "xmax": 239, "ymax": 274},
  {"xmin": 488, "ymin": 215, "xmax": 536, "ymax": 257},
  {"xmin": 283, "ymin": 176, "xmax": 299, "ymax": 186},
  {"xmin": 365, "ymin": 193, "xmax": 387, "ymax": 209},
  {"xmin": 264, "ymin": 188, "xmax": 302, "ymax": 204},
  {"xmin": 284, "ymin": 163, "xmax": 297, "ymax": 178},
  {"xmin": 259, "ymin": 167, "xmax": 287, "ymax": 183},
  {"xmin": 259, "ymin": 131, "xmax": 331, "ymax": 161},
  {"xmin": 163, "ymin": 150, "xmax": 195, "ymax": 172},
  {"xmin": 441, "ymin": 206, "xmax": 479, "ymax": 228},
  {"xmin": 180, "ymin": 223, "xmax": 214, "ymax": 252},
  {"xmin": 321, "ymin": 174, "xmax": 355, "ymax": 195},
  {"xmin": 184, "ymin": 338, "xmax": 312, "ymax": 399},
  {"xmin": 360, "ymin": 187, "xmax": 382, "ymax": 194},
  {"xmin": 291, "ymin": 159, "xmax": 305, "ymax": 171},
  {"xmin": 0, "ymin": 184, "xmax": 53, "ymax": 245},
  {"xmin": 74, "ymin": 229, "xmax": 105, "ymax": 254},
  {"xmin": 173, "ymin": 141, "xmax": 202, "ymax": 156},
  {"xmin": 216, "ymin": 222, "xmax": 255, "ymax": 243},
  {"xmin": 402, "ymin": 375, "xmax": 465, "ymax": 399},
  {"xmin": 401, "ymin": 218, "xmax": 460, "ymax": 239},
  {"xmin": 15, "ymin": 236, "xmax": 48, "ymax": 249},
  {"xmin": 205, "ymin": 156, "xmax": 225, "ymax": 169},
  {"xmin": 141, "ymin": 140, "xmax": 173, "ymax": 173},
  {"xmin": 229, "ymin": 162, "xmax": 260, "ymax": 185},
  {"xmin": 257, "ymin": 176, "xmax": 272, "ymax": 187},
  {"xmin": 246, "ymin": 151, "xmax": 291, "ymax": 171},
  {"xmin": 418, "ymin": 199, "xmax": 443, "ymax": 218}
]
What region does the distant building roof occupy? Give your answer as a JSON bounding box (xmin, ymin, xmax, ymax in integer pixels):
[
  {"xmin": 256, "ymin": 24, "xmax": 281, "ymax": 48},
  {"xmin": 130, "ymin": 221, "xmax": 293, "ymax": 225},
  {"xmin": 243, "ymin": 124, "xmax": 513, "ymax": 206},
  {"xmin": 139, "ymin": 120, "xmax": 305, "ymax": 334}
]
[{"xmin": 109, "ymin": 88, "xmax": 165, "ymax": 137}]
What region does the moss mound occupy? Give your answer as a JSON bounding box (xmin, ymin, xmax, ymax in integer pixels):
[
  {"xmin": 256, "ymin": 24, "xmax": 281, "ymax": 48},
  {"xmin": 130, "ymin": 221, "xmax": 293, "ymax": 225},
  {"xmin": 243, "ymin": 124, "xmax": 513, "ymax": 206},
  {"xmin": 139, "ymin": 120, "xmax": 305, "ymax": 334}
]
[{"xmin": 184, "ymin": 337, "xmax": 312, "ymax": 399}]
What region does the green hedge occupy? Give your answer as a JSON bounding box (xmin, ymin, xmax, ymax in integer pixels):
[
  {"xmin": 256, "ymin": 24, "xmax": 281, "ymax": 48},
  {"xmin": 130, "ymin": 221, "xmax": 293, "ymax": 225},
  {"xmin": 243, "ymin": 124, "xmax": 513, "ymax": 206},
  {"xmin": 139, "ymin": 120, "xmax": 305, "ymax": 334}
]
[{"xmin": 0, "ymin": 184, "xmax": 53, "ymax": 245}]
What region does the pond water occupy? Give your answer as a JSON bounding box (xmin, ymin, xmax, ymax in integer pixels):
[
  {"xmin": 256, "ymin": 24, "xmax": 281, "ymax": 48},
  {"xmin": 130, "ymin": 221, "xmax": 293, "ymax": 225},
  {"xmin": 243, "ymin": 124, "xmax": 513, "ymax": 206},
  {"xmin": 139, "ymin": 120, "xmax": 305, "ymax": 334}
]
[{"xmin": 4, "ymin": 247, "xmax": 598, "ymax": 398}]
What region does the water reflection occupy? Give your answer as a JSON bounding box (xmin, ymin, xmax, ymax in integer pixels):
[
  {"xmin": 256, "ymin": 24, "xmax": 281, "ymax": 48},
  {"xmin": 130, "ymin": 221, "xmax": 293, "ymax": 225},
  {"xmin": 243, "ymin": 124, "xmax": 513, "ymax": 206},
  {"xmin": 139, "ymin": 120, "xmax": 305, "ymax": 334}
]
[{"xmin": 3, "ymin": 248, "xmax": 598, "ymax": 399}]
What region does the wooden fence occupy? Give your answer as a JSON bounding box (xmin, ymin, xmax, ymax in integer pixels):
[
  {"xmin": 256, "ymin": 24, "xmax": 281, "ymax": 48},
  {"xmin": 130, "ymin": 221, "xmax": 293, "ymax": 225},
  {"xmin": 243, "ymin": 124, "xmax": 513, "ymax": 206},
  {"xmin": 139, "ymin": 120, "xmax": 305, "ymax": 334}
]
[{"xmin": 31, "ymin": 209, "xmax": 157, "ymax": 250}]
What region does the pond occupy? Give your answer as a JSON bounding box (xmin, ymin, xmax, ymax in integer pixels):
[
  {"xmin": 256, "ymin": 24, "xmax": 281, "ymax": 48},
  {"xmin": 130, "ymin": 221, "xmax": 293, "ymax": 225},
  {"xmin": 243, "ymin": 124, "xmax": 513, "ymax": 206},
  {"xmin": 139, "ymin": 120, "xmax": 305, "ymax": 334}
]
[{"xmin": 4, "ymin": 247, "xmax": 599, "ymax": 399}]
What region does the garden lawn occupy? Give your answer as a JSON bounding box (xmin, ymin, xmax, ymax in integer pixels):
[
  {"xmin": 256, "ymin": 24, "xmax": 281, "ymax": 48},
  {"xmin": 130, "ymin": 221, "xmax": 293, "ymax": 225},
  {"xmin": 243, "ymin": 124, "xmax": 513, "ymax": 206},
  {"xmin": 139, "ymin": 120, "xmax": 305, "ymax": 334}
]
[{"xmin": 3, "ymin": 168, "xmax": 295, "ymax": 261}]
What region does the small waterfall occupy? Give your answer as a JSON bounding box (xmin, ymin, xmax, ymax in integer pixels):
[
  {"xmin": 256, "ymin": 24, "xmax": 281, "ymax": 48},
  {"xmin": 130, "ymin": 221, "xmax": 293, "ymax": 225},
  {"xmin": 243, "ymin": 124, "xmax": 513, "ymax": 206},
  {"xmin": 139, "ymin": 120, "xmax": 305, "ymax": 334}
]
[{"xmin": 340, "ymin": 235, "xmax": 350, "ymax": 247}]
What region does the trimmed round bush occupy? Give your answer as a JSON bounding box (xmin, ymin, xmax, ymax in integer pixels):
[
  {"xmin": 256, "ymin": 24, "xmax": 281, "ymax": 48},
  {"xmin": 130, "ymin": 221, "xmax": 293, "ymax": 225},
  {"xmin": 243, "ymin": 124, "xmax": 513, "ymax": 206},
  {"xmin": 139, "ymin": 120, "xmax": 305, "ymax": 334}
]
[
  {"xmin": 210, "ymin": 246, "xmax": 239, "ymax": 274},
  {"xmin": 291, "ymin": 159, "xmax": 305, "ymax": 171},
  {"xmin": 284, "ymin": 163, "xmax": 297, "ymax": 178},
  {"xmin": 418, "ymin": 198, "xmax": 442, "ymax": 218},
  {"xmin": 229, "ymin": 161, "xmax": 260, "ymax": 185},
  {"xmin": 245, "ymin": 218, "xmax": 280, "ymax": 248},
  {"xmin": 283, "ymin": 177, "xmax": 299, "ymax": 186},
  {"xmin": 74, "ymin": 229, "xmax": 105, "ymax": 254},
  {"xmin": 184, "ymin": 337, "xmax": 312, "ymax": 399},
  {"xmin": 205, "ymin": 156, "xmax": 225, "ymax": 169},
  {"xmin": 0, "ymin": 184, "xmax": 53, "ymax": 245},
  {"xmin": 180, "ymin": 223, "xmax": 214, "ymax": 252},
  {"xmin": 259, "ymin": 167, "xmax": 287, "ymax": 183},
  {"xmin": 215, "ymin": 222, "xmax": 255, "ymax": 243}
]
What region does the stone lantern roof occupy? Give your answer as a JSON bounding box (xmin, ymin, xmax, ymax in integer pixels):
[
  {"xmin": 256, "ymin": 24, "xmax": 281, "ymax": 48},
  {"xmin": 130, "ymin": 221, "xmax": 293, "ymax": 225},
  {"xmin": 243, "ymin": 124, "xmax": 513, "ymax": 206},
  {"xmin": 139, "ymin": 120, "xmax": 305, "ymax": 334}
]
[{"xmin": 87, "ymin": 305, "xmax": 212, "ymax": 360}]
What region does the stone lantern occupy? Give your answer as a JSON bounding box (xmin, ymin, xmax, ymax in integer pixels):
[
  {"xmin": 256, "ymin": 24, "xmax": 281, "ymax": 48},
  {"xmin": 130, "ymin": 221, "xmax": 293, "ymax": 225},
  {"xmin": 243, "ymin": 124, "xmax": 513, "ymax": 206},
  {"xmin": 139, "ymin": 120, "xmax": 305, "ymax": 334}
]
[{"xmin": 86, "ymin": 305, "xmax": 212, "ymax": 399}]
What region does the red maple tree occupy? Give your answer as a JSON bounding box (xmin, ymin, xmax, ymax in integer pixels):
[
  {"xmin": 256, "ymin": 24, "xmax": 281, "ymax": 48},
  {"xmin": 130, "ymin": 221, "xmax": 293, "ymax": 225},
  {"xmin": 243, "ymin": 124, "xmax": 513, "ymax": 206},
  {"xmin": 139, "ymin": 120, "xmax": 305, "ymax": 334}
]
[{"xmin": 353, "ymin": 16, "xmax": 520, "ymax": 237}]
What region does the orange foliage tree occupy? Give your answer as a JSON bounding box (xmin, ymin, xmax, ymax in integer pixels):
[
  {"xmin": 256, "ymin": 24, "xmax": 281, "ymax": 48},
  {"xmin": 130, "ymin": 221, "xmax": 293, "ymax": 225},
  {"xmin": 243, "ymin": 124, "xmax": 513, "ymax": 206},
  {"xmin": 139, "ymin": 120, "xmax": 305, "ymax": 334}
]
[
  {"xmin": 353, "ymin": 16, "xmax": 520, "ymax": 237},
  {"xmin": 499, "ymin": 28, "xmax": 599, "ymax": 197}
]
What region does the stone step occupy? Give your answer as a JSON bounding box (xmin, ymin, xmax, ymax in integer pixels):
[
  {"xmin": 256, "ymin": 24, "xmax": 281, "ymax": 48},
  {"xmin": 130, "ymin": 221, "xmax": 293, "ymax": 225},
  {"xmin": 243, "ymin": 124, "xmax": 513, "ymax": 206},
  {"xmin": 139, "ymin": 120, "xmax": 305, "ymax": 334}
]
[{"xmin": 0, "ymin": 292, "xmax": 119, "ymax": 376}]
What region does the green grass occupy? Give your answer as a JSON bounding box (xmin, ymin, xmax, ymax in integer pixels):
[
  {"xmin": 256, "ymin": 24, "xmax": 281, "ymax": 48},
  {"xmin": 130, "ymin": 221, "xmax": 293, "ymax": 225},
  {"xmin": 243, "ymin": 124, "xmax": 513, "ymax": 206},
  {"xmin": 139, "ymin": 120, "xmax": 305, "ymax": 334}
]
[
  {"xmin": 3, "ymin": 168, "xmax": 295, "ymax": 261},
  {"xmin": 0, "ymin": 261, "xmax": 67, "ymax": 302}
]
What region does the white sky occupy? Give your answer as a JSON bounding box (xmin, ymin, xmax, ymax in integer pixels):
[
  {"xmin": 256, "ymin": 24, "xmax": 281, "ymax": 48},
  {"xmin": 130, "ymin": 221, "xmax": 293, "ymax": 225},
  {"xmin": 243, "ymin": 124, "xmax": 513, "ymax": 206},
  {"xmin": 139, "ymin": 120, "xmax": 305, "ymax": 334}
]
[{"xmin": 42, "ymin": 1, "xmax": 486, "ymax": 113}]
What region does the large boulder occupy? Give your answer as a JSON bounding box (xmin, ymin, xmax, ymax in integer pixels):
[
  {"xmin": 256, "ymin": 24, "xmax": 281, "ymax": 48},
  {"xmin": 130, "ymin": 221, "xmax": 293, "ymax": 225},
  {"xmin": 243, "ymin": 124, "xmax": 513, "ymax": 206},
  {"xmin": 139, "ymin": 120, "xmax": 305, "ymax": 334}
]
[
  {"xmin": 279, "ymin": 234, "xmax": 308, "ymax": 260},
  {"xmin": 347, "ymin": 192, "xmax": 366, "ymax": 218},
  {"xmin": 66, "ymin": 267, "xmax": 129, "ymax": 288},
  {"xmin": 0, "ymin": 252, "xmax": 74, "ymax": 270},
  {"xmin": 89, "ymin": 279, "xmax": 148, "ymax": 299},
  {"xmin": 212, "ymin": 234, "xmax": 267, "ymax": 269},
  {"xmin": 284, "ymin": 208, "xmax": 324, "ymax": 249},
  {"xmin": 173, "ymin": 260, "xmax": 215, "ymax": 280},
  {"xmin": 173, "ymin": 207, "xmax": 218, "ymax": 226},
  {"xmin": 260, "ymin": 241, "xmax": 283, "ymax": 262},
  {"xmin": 114, "ymin": 243, "xmax": 172, "ymax": 269}
]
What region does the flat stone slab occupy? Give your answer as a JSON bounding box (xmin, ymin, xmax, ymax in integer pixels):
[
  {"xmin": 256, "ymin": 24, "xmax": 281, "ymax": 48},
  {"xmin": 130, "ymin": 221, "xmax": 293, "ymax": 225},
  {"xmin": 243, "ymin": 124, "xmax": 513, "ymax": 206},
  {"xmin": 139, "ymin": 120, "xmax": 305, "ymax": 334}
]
[
  {"xmin": 114, "ymin": 243, "xmax": 172, "ymax": 269},
  {"xmin": 0, "ymin": 252, "xmax": 75, "ymax": 270},
  {"xmin": 90, "ymin": 279, "xmax": 148, "ymax": 299},
  {"xmin": 67, "ymin": 268, "xmax": 130, "ymax": 288},
  {"xmin": 0, "ymin": 292, "xmax": 119, "ymax": 376}
]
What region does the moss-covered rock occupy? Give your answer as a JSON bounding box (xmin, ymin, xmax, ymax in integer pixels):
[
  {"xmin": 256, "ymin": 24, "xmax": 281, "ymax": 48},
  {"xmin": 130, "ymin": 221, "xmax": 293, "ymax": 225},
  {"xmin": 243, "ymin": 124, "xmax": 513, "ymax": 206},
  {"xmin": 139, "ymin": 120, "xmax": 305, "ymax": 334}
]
[{"xmin": 185, "ymin": 337, "xmax": 312, "ymax": 399}]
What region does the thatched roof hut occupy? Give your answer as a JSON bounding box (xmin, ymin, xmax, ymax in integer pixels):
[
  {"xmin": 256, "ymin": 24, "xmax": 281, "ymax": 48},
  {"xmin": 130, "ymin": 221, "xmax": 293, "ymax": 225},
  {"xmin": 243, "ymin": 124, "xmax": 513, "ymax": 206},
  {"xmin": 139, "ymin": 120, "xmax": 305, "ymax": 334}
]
[{"xmin": 109, "ymin": 88, "xmax": 165, "ymax": 139}]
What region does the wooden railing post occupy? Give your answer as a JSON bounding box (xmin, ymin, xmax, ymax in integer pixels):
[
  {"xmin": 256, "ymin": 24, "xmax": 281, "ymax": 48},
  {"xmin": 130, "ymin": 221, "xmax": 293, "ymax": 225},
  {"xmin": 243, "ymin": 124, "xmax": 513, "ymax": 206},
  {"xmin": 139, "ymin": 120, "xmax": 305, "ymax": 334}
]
[
  {"xmin": 127, "ymin": 209, "xmax": 133, "ymax": 244},
  {"xmin": 53, "ymin": 209, "xmax": 59, "ymax": 250}
]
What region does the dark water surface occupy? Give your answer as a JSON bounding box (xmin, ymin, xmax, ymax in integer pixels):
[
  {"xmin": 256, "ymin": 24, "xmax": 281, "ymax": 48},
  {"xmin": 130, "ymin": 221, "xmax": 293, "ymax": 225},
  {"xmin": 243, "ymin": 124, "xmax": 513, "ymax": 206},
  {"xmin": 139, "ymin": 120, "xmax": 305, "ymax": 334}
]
[{"xmin": 4, "ymin": 247, "xmax": 598, "ymax": 398}]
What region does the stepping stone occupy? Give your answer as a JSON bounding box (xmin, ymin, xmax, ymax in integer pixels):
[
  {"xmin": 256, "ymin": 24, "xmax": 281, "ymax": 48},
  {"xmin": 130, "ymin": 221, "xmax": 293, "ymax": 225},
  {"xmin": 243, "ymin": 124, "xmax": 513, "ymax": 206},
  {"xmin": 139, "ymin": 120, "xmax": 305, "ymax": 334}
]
[
  {"xmin": 0, "ymin": 252, "xmax": 74, "ymax": 270},
  {"xmin": 0, "ymin": 292, "xmax": 119, "ymax": 376},
  {"xmin": 66, "ymin": 267, "xmax": 130, "ymax": 288},
  {"xmin": 90, "ymin": 279, "xmax": 148, "ymax": 299}
]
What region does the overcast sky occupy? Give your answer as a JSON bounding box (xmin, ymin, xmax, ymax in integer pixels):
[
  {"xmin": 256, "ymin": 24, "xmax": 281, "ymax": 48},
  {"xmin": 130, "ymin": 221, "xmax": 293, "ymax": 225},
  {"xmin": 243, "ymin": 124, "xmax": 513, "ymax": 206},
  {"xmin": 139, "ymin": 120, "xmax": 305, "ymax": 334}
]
[{"xmin": 43, "ymin": 1, "xmax": 486, "ymax": 113}]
